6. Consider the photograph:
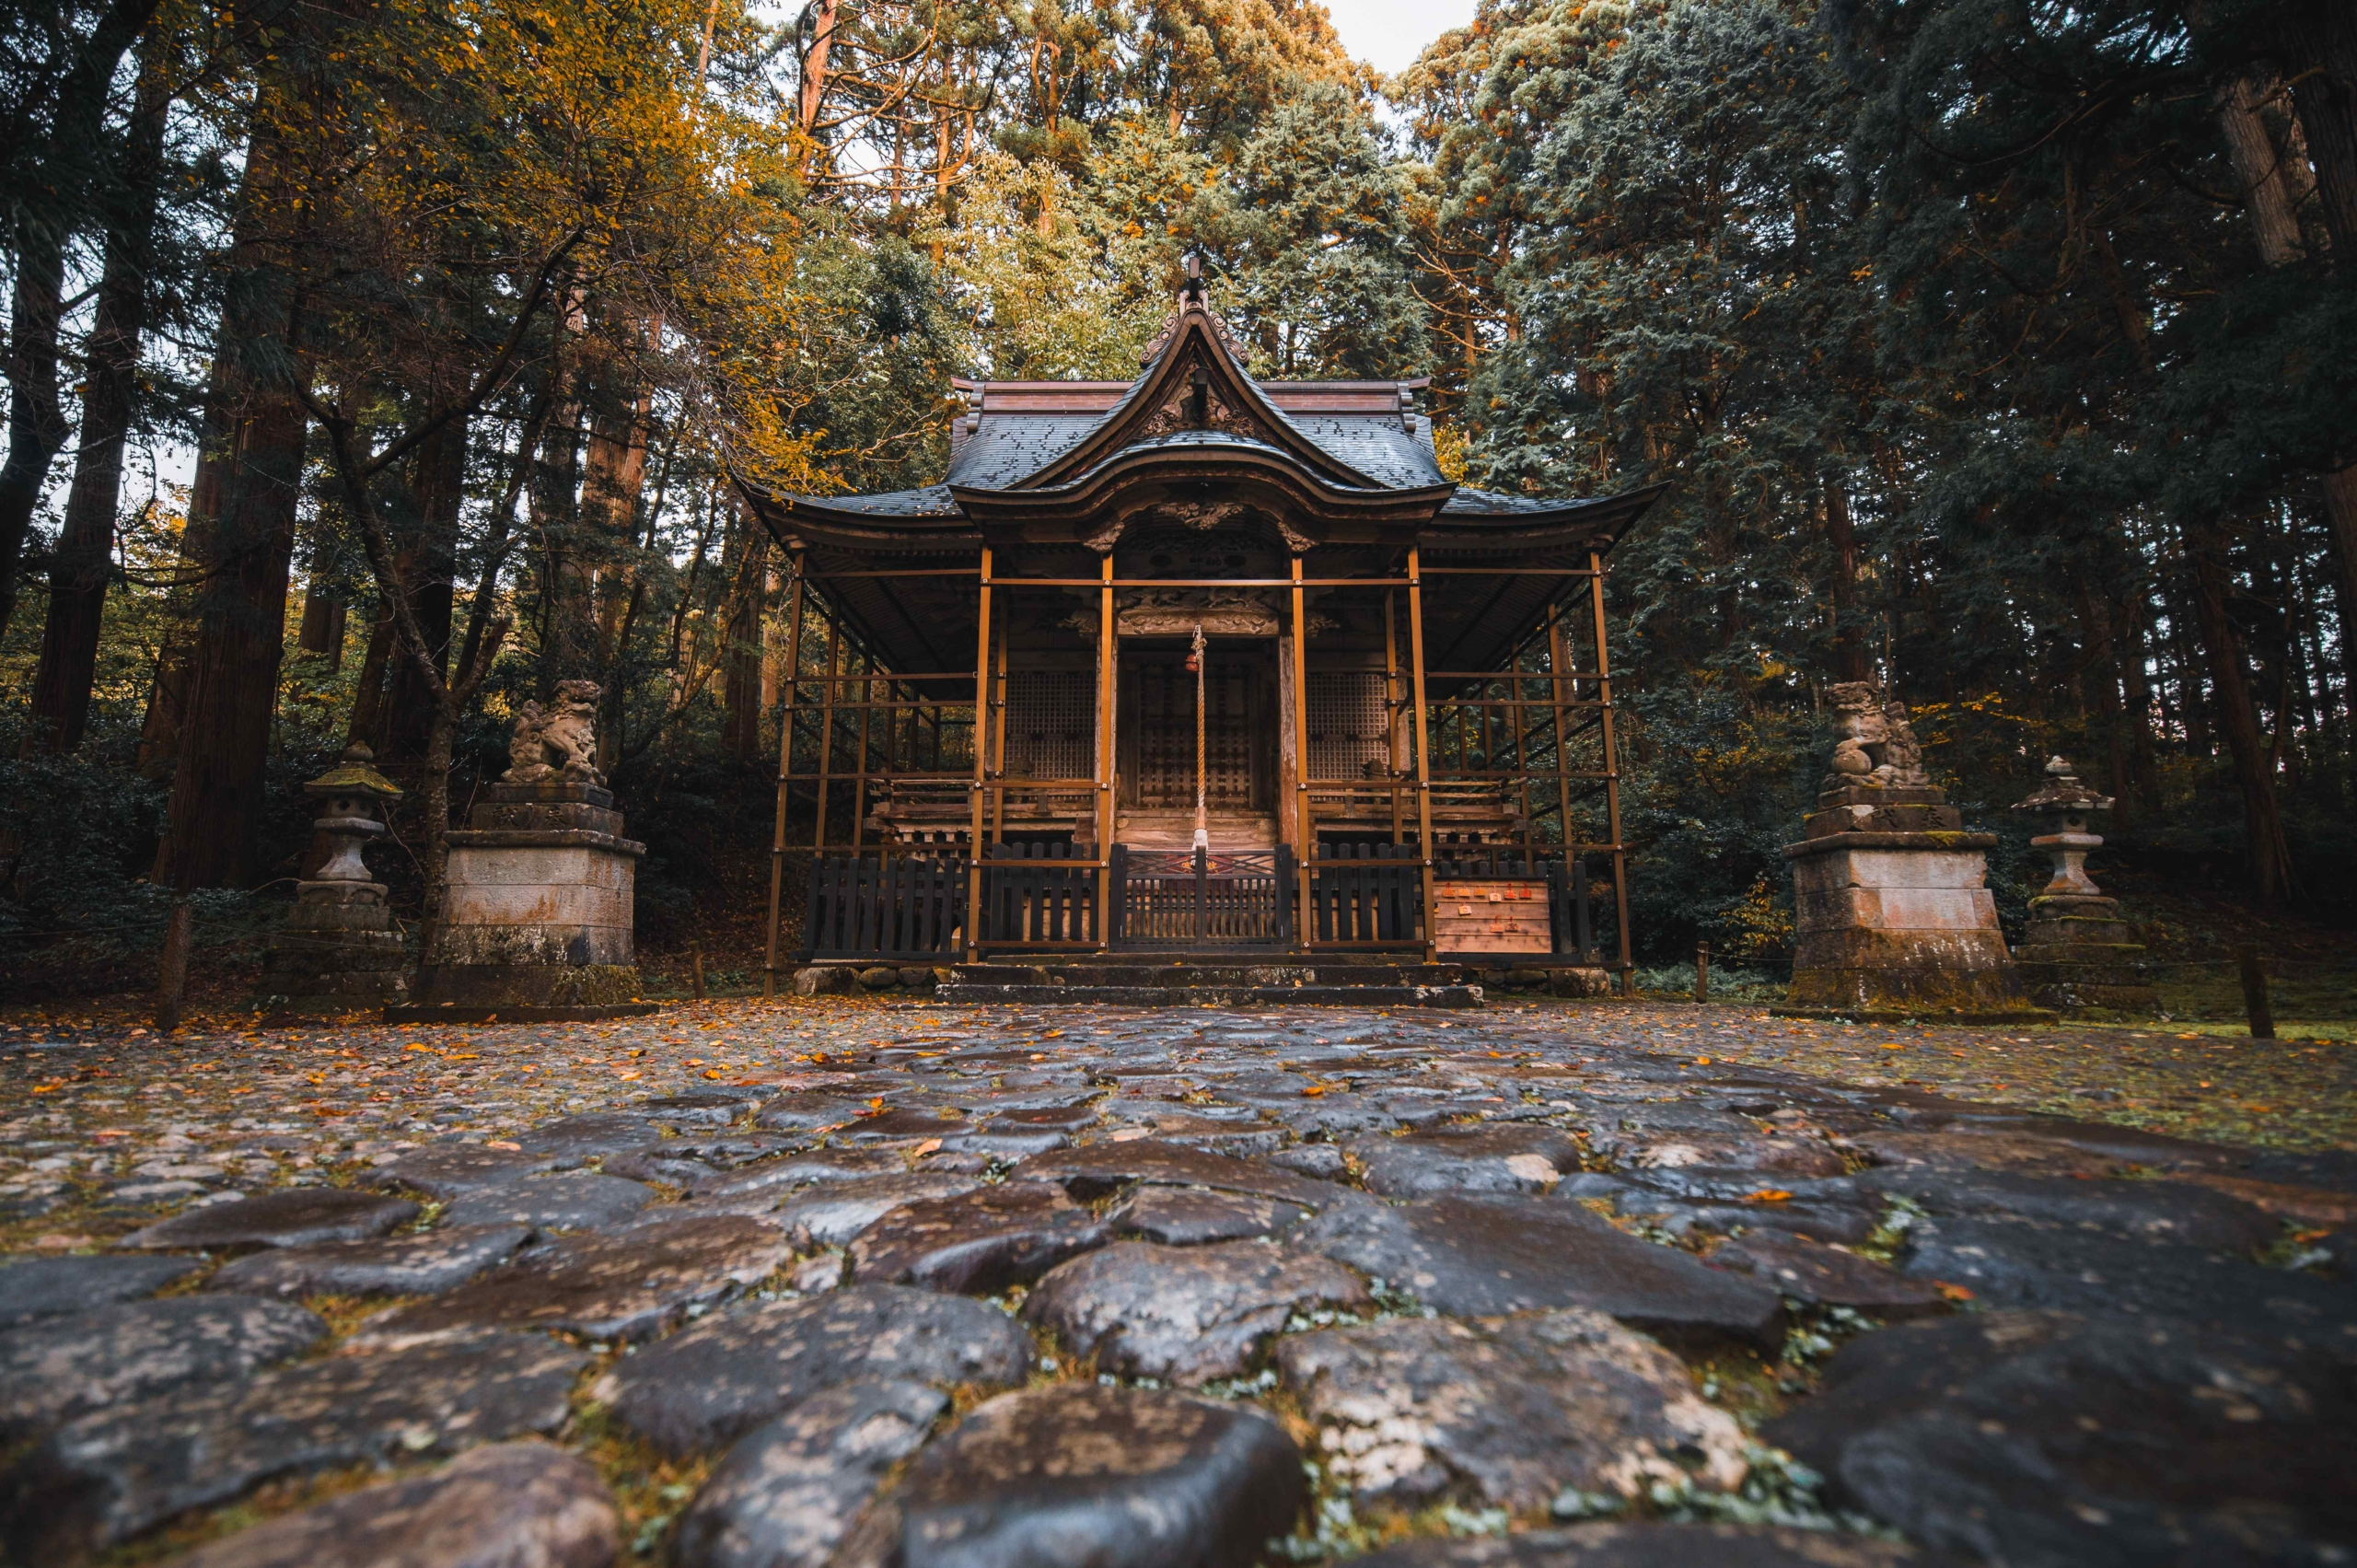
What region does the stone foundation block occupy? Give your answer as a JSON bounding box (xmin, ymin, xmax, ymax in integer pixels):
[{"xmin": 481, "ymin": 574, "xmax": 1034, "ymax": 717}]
[{"xmin": 1783, "ymin": 830, "xmax": 2038, "ymax": 1020}]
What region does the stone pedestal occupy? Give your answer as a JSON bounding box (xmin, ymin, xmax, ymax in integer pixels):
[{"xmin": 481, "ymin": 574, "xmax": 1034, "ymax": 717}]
[
  {"xmin": 258, "ymin": 748, "xmax": 409, "ymax": 1013},
  {"xmin": 397, "ymin": 782, "xmax": 656, "ymax": 1021},
  {"xmin": 2010, "ymin": 761, "xmax": 2157, "ymax": 1016},
  {"xmin": 1780, "ymin": 784, "xmax": 2048, "ymax": 1023}
]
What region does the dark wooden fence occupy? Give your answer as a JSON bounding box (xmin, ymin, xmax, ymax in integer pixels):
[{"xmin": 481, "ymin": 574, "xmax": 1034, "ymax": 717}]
[
  {"xmin": 976, "ymin": 841, "xmax": 1097, "ymax": 948},
  {"xmin": 1110, "ymin": 847, "xmax": 1294, "ymax": 948},
  {"xmin": 801, "ymin": 854, "xmax": 964, "ymax": 962},
  {"xmin": 795, "ymin": 842, "xmax": 1602, "ymax": 963}
]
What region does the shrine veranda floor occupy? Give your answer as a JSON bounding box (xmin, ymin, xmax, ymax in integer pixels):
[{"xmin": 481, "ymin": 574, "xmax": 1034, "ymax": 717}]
[{"xmin": 1, "ymin": 995, "xmax": 2351, "ymax": 1566}]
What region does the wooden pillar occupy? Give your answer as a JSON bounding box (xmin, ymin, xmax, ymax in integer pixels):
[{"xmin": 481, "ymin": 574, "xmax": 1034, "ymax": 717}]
[
  {"xmin": 1384, "ymin": 587, "xmax": 1403, "ymax": 845},
  {"xmin": 762, "ymin": 552, "xmax": 807, "ymax": 999},
  {"xmin": 853, "ymin": 645, "xmax": 875, "ymax": 850},
  {"xmin": 965, "ymin": 548, "xmax": 993, "ymax": 962},
  {"xmin": 811, "ymin": 610, "xmax": 841, "ymax": 849},
  {"xmin": 1589, "ymin": 551, "xmax": 1632, "ymax": 988},
  {"xmin": 1546, "ymin": 598, "xmax": 1578, "ymax": 939},
  {"xmin": 989, "ymin": 633, "xmax": 1009, "ymax": 843},
  {"xmin": 1290, "ymin": 555, "xmax": 1314, "ymax": 927},
  {"xmin": 1096, "ymin": 552, "xmax": 1116, "ymax": 949},
  {"xmin": 1406, "ymin": 546, "xmax": 1439, "ymax": 965}
]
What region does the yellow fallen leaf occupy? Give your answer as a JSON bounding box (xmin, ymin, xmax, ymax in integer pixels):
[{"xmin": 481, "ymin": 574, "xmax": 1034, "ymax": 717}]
[
  {"xmin": 912, "ymin": 1138, "xmax": 943, "ymax": 1156},
  {"xmin": 1744, "ymin": 1189, "xmax": 1794, "ymax": 1203},
  {"xmin": 1694, "ymin": 1057, "xmax": 1713, "ymax": 1065},
  {"xmin": 616, "ymin": 1070, "xmax": 641, "ymax": 1081},
  {"xmin": 702, "ymin": 1069, "xmax": 726, "ymax": 1080},
  {"xmin": 1933, "ymin": 1282, "xmax": 1974, "ymax": 1302},
  {"xmin": 483, "ymin": 1140, "xmax": 521, "ymax": 1152}
]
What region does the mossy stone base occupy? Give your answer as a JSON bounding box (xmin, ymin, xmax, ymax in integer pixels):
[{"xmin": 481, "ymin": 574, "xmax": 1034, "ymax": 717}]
[{"xmin": 406, "ymin": 962, "xmax": 644, "ymax": 1010}]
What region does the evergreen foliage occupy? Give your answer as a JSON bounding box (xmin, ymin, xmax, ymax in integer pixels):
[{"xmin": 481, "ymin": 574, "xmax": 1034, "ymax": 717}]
[{"xmin": 2, "ymin": 0, "xmax": 2353, "ymax": 988}]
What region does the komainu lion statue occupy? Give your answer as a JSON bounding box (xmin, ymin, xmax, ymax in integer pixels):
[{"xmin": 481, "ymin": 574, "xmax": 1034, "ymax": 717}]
[
  {"xmin": 1824, "ymin": 680, "xmax": 1930, "ymax": 791},
  {"xmin": 504, "ymin": 679, "xmax": 605, "ymax": 786}
]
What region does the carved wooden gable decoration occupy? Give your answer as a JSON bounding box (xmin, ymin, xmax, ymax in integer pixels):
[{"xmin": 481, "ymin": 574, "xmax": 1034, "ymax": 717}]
[{"xmin": 1008, "ymin": 297, "xmax": 1379, "ymax": 494}]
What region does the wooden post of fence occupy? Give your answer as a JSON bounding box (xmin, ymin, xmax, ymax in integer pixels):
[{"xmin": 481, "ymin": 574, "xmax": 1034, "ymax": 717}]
[
  {"xmin": 2237, "ymin": 944, "xmax": 2275, "ymax": 1040},
  {"xmin": 1694, "ymin": 940, "xmax": 1710, "ymax": 1005}
]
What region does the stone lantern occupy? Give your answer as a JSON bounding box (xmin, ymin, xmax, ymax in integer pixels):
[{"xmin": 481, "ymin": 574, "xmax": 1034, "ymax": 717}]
[
  {"xmin": 2009, "ymin": 757, "xmax": 2157, "ymax": 1016},
  {"xmin": 258, "ymin": 744, "xmax": 409, "ymax": 1011}
]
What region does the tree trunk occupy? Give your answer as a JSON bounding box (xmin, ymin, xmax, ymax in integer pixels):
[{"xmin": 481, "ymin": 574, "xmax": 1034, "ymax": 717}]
[
  {"xmin": 379, "ymin": 412, "xmax": 467, "ymax": 769},
  {"xmin": 533, "ymin": 396, "xmax": 589, "ymax": 675},
  {"xmin": 2278, "ymin": 1, "xmax": 2357, "ymax": 257},
  {"xmin": 2189, "ymin": 534, "xmax": 2294, "ymax": 907},
  {"xmin": 1824, "ymin": 473, "xmax": 1865, "ymax": 681},
  {"xmin": 0, "ymin": 219, "xmax": 70, "ymax": 642},
  {"xmin": 2112, "ymin": 584, "xmax": 2163, "ymax": 820},
  {"xmin": 25, "ymin": 37, "xmax": 168, "ymax": 750},
  {"xmin": 723, "ymin": 499, "xmax": 764, "ymax": 759},
  {"xmin": 2214, "ymin": 65, "xmax": 2357, "ymax": 703},
  {"xmin": 151, "ymin": 378, "xmax": 308, "ymax": 889},
  {"xmin": 0, "ymin": 0, "xmax": 164, "ymax": 638},
  {"xmin": 798, "ymin": 0, "xmax": 837, "ymax": 134},
  {"xmin": 151, "ymin": 101, "xmax": 315, "ymax": 890},
  {"xmin": 296, "ymin": 579, "xmax": 347, "ymax": 668},
  {"xmin": 346, "ymin": 594, "xmax": 394, "ymax": 747}
]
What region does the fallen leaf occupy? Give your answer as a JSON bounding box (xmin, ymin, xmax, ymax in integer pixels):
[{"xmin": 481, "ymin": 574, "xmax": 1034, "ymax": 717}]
[
  {"xmin": 483, "ymin": 1140, "xmax": 521, "ymax": 1152},
  {"xmin": 1302, "ymin": 1085, "xmax": 1327, "ymax": 1098},
  {"xmin": 1933, "ymin": 1282, "xmax": 1974, "ymax": 1302},
  {"xmin": 912, "ymin": 1138, "xmax": 943, "ymax": 1156},
  {"xmin": 1744, "ymin": 1189, "xmax": 1794, "ymax": 1203}
]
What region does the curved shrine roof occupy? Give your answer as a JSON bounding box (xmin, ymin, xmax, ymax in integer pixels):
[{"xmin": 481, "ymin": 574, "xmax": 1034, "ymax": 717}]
[{"xmin": 736, "ymin": 285, "xmax": 1662, "ymax": 674}]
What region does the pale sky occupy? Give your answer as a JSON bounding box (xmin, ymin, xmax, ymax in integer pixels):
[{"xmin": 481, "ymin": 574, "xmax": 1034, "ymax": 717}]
[{"xmin": 1321, "ymin": 0, "xmax": 1481, "ymax": 77}]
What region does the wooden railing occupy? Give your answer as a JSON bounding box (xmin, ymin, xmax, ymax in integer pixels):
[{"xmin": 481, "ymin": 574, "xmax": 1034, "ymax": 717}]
[{"xmin": 1111, "ymin": 847, "xmax": 1294, "ymax": 947}]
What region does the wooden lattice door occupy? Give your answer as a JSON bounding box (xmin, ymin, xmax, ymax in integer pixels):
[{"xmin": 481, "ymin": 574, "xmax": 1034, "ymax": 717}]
[{"xmin": 1123, "ymin": 650, "xmax": 1264, "ymax": 811}]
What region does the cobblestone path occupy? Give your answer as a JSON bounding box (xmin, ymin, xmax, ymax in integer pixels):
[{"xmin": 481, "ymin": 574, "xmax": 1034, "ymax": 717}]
[{"xmin": 0, "ymin": 997, "xmax": 2351, "ymax": 1566}]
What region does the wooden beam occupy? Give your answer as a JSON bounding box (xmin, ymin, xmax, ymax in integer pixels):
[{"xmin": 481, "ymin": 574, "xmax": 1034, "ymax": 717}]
[
  {"xmin": 853, "ymin": 645, "xmax": 875, "ymax": 851},
  {"xmin": 965, "ymin": 547, "xmax": 993, "ymax": 962},
  {"xmin": 1589, "ymin": 550, "xmax": 1632, "ymax": 990},
  {"xmin": 989, "ymin": 632, "xmax": 1009, "ymax": 844},
  {"xmin": 1096, "ymin": 552, "xmax": 1116, "ymax": 950},
  {"xmin": 811, "ymin": 605, "xmax": 840, "ymax": 849},
  {"xmin": 762, "ymin": 553, "xmax": 807, "ymax": 998},
  {"xmin": 1547, "ymin": 599, "xmax": 1578, "ymax": 956},
  {"xmin": 1291, "ymin": 554, "xmax": 1313, "ymax": 922},
  {"xmin": 1385, "ymin": 587, "xmax": 1403, "ymax": 844},
  {"xmin": 1407, "ymin": 545, "xmax": 1439, "ymax": 966}
]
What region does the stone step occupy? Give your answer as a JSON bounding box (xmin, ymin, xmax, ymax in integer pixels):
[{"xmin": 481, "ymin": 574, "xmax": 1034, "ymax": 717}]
[
  {"xmin": 933, "ymin": 983, "xmax": 1484, "ymax": 1009},
  {"xmin": 951, "ymin": 962, "xmax": 1471, "ymax": 988}
]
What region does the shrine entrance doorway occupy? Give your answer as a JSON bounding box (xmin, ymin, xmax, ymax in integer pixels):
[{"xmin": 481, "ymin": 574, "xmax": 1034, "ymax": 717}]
[{"xmin": 1116, "ymin": 639, "xmax": 1277, "ymax": 849}]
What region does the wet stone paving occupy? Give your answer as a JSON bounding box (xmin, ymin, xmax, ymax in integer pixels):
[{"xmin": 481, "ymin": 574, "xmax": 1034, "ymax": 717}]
[{"xmin": 0, "ymin": 996, "xmax": 2352, "ymax": 1567}]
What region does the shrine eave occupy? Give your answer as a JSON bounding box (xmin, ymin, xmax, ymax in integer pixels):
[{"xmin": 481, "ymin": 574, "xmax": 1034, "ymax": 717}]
[{"xmin": 742, "ymin": 476, "xmax": 1665, "ymax": 561}]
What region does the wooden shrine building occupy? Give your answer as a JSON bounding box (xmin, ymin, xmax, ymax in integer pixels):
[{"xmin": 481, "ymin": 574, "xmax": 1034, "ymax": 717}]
[{"xmin": 742, "ymin": 273, "xmax": 1658, "ymax": 988}]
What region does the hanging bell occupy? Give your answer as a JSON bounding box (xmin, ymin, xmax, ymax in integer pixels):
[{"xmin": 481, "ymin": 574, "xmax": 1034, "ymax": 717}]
[{"xmin": 1184, "ymin": 651, "xmax": 1201, "ymax": 674}]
